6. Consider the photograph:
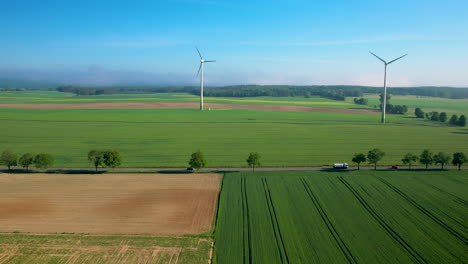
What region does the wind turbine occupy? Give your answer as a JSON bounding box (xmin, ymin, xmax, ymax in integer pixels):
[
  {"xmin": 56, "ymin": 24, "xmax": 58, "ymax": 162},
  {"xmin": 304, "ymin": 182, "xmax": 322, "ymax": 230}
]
[
  {"xmin": 196, "ymin": 47, "xmax": 216, "ymax": 111},
  {"xmin": 370, "ymin": 51, "xmax": 407, "ymax": 124}
]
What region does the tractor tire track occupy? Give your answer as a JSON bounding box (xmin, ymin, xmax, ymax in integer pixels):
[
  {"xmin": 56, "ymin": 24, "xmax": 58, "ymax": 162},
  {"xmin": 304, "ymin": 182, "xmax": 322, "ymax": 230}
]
[
  {"xmin": 261, "ymin": 178, "xmax": 290, "ymax": 264},
  {"xmin": 378, "ymin": 178, "xmax": 467, "ymax": 245},
  {"xmin": 301, "ymin": 178, "xmax": 357, "ymax": 264},
  {"xmin": 338, "ymin": 176, "xmax": 427, "ymax": 264}
]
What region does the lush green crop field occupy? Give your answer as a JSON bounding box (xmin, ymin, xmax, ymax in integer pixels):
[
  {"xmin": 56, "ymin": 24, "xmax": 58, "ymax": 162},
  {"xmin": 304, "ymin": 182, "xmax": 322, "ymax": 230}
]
[
  {"xmin": 214, "ymin": 170, "xmax": 468, "ymax": 263},
  {"xmin": 0, "ymin": 233, "xmax": 212, "ymax": 263},
  {"xmin": 0, "ymin": 108, "xmax": 467, "ymax": 168},
  {"xmin": 0, "ymin": 90, "xmax": 361, "ymax": 108}
]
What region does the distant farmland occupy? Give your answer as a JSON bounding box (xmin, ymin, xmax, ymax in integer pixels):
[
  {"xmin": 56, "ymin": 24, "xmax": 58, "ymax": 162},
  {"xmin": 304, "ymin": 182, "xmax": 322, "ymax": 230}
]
[
  {"xmin": 0, "ymin": 91, "xmax": 466, "ymax": 168},
  {"xmin": 215, "ymin": 170, "xmax": 467, "ymax": 263}
]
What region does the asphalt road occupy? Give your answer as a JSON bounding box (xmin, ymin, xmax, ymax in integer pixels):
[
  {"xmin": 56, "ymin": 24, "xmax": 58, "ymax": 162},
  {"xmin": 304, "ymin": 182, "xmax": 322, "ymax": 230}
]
[{"xmin": 1, "ymin": 166, "xmax": 467, "ymax": 173}]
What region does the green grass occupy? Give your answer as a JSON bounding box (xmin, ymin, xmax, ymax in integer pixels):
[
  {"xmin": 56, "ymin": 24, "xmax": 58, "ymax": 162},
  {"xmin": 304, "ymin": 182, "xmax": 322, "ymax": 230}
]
[
  {"xmin": 0, "ymin": 233, "xmax": 212, "ymax": 263},
  {"xmin": 0, "ymin": 90, "xmax": 361, "ymax": 108},
  {"xmin": 0, "ymin": 108, "xmax": 467, "ymax": 167},
  {"xmin": 214, "ymin": 170, "xmax": 468, "ymax": 263}
]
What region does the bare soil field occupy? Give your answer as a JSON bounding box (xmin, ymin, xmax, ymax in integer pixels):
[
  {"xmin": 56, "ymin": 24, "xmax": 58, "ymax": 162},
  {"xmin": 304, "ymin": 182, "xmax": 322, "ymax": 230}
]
[
  {"xmin": 0, "ymin": 173, "xmax": 221, "ymax": 235},
  {"xmin": 0, "ymin": 102, "xmax": 378, "ymax": 114}
]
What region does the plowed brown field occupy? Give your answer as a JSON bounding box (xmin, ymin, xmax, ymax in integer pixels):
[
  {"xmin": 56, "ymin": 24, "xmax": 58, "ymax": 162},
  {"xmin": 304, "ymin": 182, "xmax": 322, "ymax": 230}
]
[
  {"xmin": 0, "ymin": 173, "xmax": 221, "ymax": 235},
  {"xmin": 0, "ymin": 102, "xmax": 378, "ymax": 114}
]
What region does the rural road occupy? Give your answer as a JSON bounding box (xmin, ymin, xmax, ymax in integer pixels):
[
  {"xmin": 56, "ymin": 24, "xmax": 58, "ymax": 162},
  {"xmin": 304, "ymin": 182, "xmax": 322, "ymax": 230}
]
[{"xmin": 1, "ymin": 166, "xmax": 467, "ymax": 173}]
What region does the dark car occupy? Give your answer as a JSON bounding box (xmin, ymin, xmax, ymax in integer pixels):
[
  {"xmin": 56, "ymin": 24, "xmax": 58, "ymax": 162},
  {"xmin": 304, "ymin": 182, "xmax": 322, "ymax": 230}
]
[{"xmin": 187, "ymin": 167, "xmax": 194, "ymax": 171}]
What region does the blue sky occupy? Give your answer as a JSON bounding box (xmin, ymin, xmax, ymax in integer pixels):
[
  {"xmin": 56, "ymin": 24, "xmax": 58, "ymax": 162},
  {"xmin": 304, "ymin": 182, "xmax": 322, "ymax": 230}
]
[{"xmin": 1, "ymin": 0, "xmax": 467, "ymax": 86}]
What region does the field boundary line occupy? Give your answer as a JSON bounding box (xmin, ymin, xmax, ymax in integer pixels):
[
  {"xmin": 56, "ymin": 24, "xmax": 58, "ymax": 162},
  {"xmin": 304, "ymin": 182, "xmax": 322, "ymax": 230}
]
[
  {"xmin": 338, "ymin": 176, "xmax": 428, "ymax": 264},
  {"xmin": 261, "ymin": 177, "xmax": 290, "ymax": 264},
  {"xmin": 241, "ymin": 176, "xmax": 252, "ymax": 264},
  {"xmin": 378, "ymin": 178, "xmax": 468, "ymax": 245},
  {"xmin": 211, "ymin": 173, "xmax": 225, "ymax": 264},
  {"xmin": 301, "ymin": 177, "xmax": 357, "ymax": 264}
]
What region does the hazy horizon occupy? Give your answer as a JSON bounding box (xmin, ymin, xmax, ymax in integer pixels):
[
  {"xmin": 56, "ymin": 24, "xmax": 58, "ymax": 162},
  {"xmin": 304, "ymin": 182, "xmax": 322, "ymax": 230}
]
[{"xmin": 1, "ymin": 0, "xmax": 467, "ymax": 87}]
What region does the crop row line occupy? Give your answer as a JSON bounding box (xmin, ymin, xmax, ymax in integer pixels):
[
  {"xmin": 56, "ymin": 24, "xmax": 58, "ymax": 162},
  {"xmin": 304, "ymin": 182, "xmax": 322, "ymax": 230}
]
[
  {"xmin": 414, "ymin": 180, "xmax": 467, "ymax": 228},
  {"xmin": 261, "ymin": 177, "xmax": 289, "ymax": 264},
  {"xmin": 418, "ymin": 180, "xmax": 468, "ymax": 208},
  {"xmin": 241, "ymin": 176, "xmax": 252, "ymax": 264},
  {"xmin": 378, "ymin": 178, "xmax": 467, "ymax": 245},
  {"xmin": 338, "ymin": 176, "xmax": 427, "ymax": 264},
  {"xmin": 300, "ymin": 178, "xmax": 357, "ymax": 264}
]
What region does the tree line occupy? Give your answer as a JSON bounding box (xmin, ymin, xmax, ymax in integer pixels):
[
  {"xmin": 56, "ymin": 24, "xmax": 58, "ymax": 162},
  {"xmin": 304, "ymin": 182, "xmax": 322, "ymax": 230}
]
[
  {"xmin": 2, "ymin": 149, "xmax": 465, "ymax": 172},
  {"xmin": 54, "ymin": 85, "xmax": 468, "ymax": 99},
  {"xmin": 352, "ymin": 149, "xmax": 466, "ymax": 170},
  {"xmin": 0, "ymin": 151, "xmax": 54, "ymax": 170},
  {"xmin": 414, "ymin": 108, "xmax": 466, "ymax": 126},
  {"xmin": 56, "ymin": 85, "xmax": 197, "ymax": 96}
]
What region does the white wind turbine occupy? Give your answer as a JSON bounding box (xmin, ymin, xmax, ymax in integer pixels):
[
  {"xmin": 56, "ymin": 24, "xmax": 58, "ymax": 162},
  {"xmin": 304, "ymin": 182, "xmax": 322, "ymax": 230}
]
[
  {"xmin": 196, "ymin": 47, "xmax": 216, "ymax": 111},
  {"xmin": 370, "ymin": 51, "xmax": 407, "ymax": 124}
]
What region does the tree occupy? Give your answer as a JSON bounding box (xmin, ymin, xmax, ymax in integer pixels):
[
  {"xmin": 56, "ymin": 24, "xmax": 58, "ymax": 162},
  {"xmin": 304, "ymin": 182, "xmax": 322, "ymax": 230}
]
[
  {"xmin": 367, "ymin": 148, "xmax": 385, "ymax": 170},
  {"xmin": 449, "ymin": 114, "xmax": 458, "ymax": 125},
  {"xmin": 353, "ymin": 98, "xmax": 368, "ymax": 105},
  {"xmin": 352, "ymin": 153, "xmax": 366, "ymax": 170},
  {"xmin": 452, "ymin": 152, "xmax": 466, "ymax": 170},
  {"xmin": 458, "ymin": 115, "xmax": 466, "ymax": 127},
  {"xmin": 401, "ymin": 153, "xmax": 418, "ymax": 169},
  {"xmin": 430, "ymin": 112, "xmax": 439, "ymax": 121},
  {"xmin": 34, "ymin": 153, "xmax": 54, "ymax": 169},
  {"xmin": 419, "ymin": 149, "xmax": 433, "ymax": 169},
  {"xmin": 189, "ymin": 150, "xmax": 207, "ymax": 171},
  {"xmin": 19, "ymin": 153, "xmax": 35, "ymax": 171},
  {"xmin": 102, "ymin": 150, "xmax": 122, "ymax": 168},
  {"xmin": 414, "ymin": 108, "xmax": 425, "ymax": 118},
  {"xmin": 0, "ymin": 150, "xmax": 18, "ymax": 170},
  {"xmin": 88, "ymin": 150, "xmax": 104, "ymax": 171},
  {"xmin": 433, "ymin": 152, "xmax": 450, "ymax": 169},
  {"xmin": 439, "ymin": 112, "xmax": 447, "ymax": 123},
  {"xmin": 246, "ymin": 152, "xmax": 261, "ymax": 172}
]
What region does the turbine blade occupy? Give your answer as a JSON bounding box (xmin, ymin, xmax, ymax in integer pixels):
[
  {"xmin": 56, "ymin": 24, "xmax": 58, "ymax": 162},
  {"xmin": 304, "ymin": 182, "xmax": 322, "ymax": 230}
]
[
  {"xmin": 369, "ymin": 51, "xmax": 386, "ymax": 64},
  {"xmin": 387, "ymin": 54, "xmax": 407, "ymax": 65},
  {"xmin": 197, "ymin": 63, "xmax": 202, "ymax": 76},
  {"xmin": 204, "ymin": 60, "xmax": 216, "ymax": 62},
  {"xmin": 196, "ymin": 47, "xmax": 203, "ymax": 59}
]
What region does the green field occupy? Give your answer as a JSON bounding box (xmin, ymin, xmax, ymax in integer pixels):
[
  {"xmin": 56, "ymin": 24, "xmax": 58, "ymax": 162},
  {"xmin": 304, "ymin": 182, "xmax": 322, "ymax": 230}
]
[
  {"xmin": 2, "ymin": 90, "xmax": 468, "ymax": 113},
  {"xmin": 0, "ymin": 90, "xmax": 361, "ymax": 108},
  {"xmin": 1, "ymin": 108, "xmax": 467, "ymax": 167},
  {"xmin": 360, "ymin": 94, "xmax": 468, "ymax": 114},
  {"xmin": 0, "ymin": 233, "xmax": 211, "ymax": 263},
  {"xmin": 215, "ymin": 170, "xmax": 468, "ymax": 263}
]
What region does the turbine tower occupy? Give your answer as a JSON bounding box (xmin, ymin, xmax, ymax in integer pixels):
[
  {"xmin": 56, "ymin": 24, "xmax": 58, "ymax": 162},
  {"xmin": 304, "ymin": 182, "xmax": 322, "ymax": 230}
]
[
  {"xmin": 196, "ymin": 47, "xmax": 216, "ymax": 111},
  {"xmin": 370, "ymin": 51, "xmax": 407, "ymax": 124}
]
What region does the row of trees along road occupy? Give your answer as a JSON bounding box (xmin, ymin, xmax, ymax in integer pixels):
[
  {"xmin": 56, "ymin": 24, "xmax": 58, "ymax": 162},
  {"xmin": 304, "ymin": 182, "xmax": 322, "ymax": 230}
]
[
  {"xmin": 352, "ymin": 149, "xmax": 466, "ymax": 170},
  {"xmin": 188, "ymin": 151, "xmax": 262, "ymax": 172},
  {"xmin": 88, "ymin": 150, "xmax": 122, "ymax": 171},
  {"xmin": 0, "ymin": 150, "xmax": 54, "ymax": 170}
]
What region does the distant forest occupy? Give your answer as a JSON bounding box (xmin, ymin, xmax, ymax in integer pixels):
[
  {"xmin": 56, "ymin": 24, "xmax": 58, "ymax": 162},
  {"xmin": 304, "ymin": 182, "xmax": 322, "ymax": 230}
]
[{"xmin": 54, "ymin": 85, "xmax": 468, "ymax": 100}]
